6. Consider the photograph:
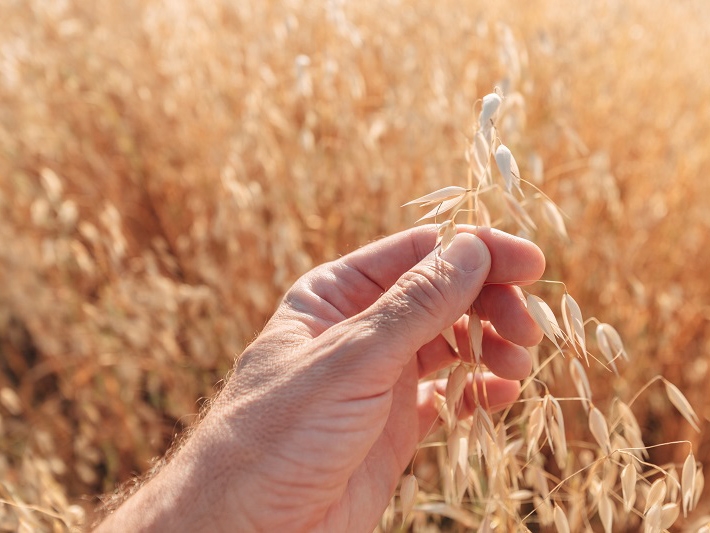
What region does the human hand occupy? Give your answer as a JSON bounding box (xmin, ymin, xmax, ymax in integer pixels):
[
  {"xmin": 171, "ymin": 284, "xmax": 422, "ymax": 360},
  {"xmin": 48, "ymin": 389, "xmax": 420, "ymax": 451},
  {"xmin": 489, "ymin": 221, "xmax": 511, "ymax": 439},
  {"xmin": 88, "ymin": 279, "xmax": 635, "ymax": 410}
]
[{"xmin": 96, "ymin": 225, "xmax": 545, "ymax": 532}]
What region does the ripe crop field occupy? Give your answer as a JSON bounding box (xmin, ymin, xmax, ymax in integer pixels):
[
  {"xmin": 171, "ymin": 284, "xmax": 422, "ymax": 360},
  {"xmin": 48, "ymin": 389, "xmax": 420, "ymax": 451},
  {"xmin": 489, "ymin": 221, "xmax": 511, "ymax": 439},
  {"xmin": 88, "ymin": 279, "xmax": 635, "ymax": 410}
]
[{"xmin": 1, "ymin": 0, "xmax": 710, "ymax": 530}]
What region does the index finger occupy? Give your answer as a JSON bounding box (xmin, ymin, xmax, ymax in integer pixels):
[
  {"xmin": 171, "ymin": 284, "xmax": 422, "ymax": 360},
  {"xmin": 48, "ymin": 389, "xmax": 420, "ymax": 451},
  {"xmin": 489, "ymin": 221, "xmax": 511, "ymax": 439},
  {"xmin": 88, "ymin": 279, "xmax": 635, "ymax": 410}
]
[{"xmin": 340, "ymin": 224, "xmax": 545, "ymax": 291}]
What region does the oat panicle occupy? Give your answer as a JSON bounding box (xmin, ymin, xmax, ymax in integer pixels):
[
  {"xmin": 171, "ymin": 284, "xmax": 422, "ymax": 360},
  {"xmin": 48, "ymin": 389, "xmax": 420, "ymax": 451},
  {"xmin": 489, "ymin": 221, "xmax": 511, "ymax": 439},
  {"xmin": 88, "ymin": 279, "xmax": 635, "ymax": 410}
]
[{"xmin": 399, "ymin": 87, "xmax": 704, "ymax": 530}]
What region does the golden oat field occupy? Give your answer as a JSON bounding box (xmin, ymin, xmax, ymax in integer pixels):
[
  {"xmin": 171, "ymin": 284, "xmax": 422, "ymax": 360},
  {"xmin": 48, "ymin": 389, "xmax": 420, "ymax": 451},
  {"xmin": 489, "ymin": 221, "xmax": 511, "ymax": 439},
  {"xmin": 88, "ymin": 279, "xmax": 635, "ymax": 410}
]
[{"xmin": 1, "ymin": 0, "xmax": 710, "ymax": 530}]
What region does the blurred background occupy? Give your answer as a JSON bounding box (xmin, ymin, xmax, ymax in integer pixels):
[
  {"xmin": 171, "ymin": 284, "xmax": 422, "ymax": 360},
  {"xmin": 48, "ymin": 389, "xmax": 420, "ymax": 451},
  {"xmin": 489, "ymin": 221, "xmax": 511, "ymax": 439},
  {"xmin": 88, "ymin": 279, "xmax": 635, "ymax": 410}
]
[{"xmin": 1, "ymin": 0, "xmax": 710, "ymax": 530}]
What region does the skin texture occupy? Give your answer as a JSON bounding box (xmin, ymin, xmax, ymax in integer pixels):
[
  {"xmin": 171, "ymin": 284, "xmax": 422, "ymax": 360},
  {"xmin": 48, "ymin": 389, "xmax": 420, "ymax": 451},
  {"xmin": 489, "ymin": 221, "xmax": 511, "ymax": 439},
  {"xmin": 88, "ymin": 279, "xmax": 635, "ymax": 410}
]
[{"xmin": 96, "ymin": 225, "xmax": 545, "ymax": 533}]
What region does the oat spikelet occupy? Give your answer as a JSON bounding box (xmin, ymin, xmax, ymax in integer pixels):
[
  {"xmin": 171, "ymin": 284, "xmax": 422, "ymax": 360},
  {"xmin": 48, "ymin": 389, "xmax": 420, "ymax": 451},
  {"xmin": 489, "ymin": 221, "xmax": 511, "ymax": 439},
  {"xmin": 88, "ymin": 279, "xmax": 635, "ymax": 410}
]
[
  {"xmin": 402, "ymin": 186, "xmax": 469, "ymax": 207},
  {"xmin": 445, "ymin": 364, "xmax": 468, "ymax": 422},
  {"xmin": 666, "ymin": 466, "xmax": 680, "ymax": 503},
  {"xmin": 621, "ymin": 463, "xmax": 637, "ymax": 512},
  {"xmin": 598, "ymin": 491, "xmax": 613, "ymax": 533},
  {"xmin": 541, "ymin": 199, "xmax": 569, "ymax": 240},
  {"xmin": 596, "ymin": 323, "xmax": 627, "ymax": 374},
  {"xmin": 474, "ymin": 406, "xmax": 496, "ymax": 439},
  {"xmin": 660, "ymin": 503, "xmax": 679, "ymax": 530},
  {"xmin": 569, "ymin": 358, "xmax": 592, "ymax": 410},
  {"xmin": 547, "ymin": 396, "xmax": 568, "ymax": 469},
  {"xmin": 440, "ymin": 325, "xmax": 459, "ymax": 354},
  {"xmin": 509, "ymin": 490, "xmax": 534, "ymax": 501},
  {"xmin": 416, "ymin": 195, "xmax": 468, "ymax": 223},
  {"xmin": 589, "ymin": 406, "xmax": 611, "ymax": 455},
  {"xmin": 437, "ymin": 219, "xmax": 457, "ymax": 253},
  {"xmin": 644, "ymin": 503, "xmax": 661, "ymax": 533},
  {"xmin": 470, "ymin": 406, "xmax": 496, "ymax": 463},
  {"xmin": 475, "ymin": 197, "xmax": 492, "ymax": 227},
  {"xmin": 561, "ymin": 292, "xmax": 586, "ymax": 362},
  {"xmin": 495, "ymin": 144, "xmax": 522, "ymax": 195},
  {"xmin": 467, "ymin": 309, "xmax": 484, "ymax": 364},
  {"xmin": 526, "ymin": 403, "xmax": 545, "ymax": 459},
  {"xmin": 534, "ymin": 495, "xmax": 554, "ymax": 527},
  {"xmin": 447, "ymin": 429, "xmax": 462, "ymax": 484},
  {"xmin": 693, "ymin": 466, "xmax": 704, "ymax": 509},
  {"xmin": 682, "ymin": 452, "xmax": 696, "ymax": 517},
  {"xmin": 400, "ymin": 474, "xmax": 418, "ymax": 520},
  {"xmin": 503, "ymin": 192, "xmax": 537, "ymax": 233},
  {"xmin": 645, "ymin": 478, "xmax": 667, "ymax": 513},
  {"xmin": 472, "ymin": 131, "xmax": 491, "ymax": 177},
  {"xmin": 553, "ymin": 504, "xmax": 570, "ymax": 533},
  {"xmin": 479, "ymin": 92, "xmax": 502, "ymax": 128},
  {"xmin": 616, "ymin": 401, "xmax": 649, "ymax": 459},
  {"xmin": 663, "ymin": 379, "xmax": 701, "ymax": 432},
  {"xmin": 526, "ymin": 294, "xmax": 563, "ymax": 352},
  {"xmin": 526, "ymin": 465, "xmax": 549, "ymax": 500}
]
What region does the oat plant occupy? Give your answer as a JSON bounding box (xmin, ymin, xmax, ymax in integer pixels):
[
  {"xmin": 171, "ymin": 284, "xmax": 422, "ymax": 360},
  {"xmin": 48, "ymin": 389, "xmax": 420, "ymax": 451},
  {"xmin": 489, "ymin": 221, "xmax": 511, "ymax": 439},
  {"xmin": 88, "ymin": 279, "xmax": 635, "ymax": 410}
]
[{"xmin": 391, "ymin": 91, "xmax": 704, "ymax": 532}]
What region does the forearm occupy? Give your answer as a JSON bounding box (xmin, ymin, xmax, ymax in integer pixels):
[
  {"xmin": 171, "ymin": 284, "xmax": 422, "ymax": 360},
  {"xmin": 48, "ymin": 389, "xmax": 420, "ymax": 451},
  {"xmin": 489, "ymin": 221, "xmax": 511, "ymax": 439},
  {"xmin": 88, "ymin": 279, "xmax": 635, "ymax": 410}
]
[
  {"xmin": 93, "ymin": 402, "xmax": 265, "ymax": 533},
  {"xmin": 95, "ymin": 444, "xmax": 220, "ymax": 532}
]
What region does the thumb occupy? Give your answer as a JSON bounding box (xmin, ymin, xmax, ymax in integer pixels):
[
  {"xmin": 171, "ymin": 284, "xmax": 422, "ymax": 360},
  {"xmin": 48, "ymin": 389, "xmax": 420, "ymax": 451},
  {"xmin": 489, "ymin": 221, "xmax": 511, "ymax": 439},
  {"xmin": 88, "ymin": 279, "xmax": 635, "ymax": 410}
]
[{"xmin": 357, "ymin": 232, "xmax": 491, "ymax": 360}]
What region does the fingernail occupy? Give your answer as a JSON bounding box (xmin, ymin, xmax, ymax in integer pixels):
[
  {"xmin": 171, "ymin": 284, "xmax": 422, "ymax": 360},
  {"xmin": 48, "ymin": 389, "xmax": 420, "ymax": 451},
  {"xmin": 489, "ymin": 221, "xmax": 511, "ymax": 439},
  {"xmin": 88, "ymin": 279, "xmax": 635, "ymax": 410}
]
[{"xmin": 439, "ymin": 233, "xmax": 490, "ymax": 273}]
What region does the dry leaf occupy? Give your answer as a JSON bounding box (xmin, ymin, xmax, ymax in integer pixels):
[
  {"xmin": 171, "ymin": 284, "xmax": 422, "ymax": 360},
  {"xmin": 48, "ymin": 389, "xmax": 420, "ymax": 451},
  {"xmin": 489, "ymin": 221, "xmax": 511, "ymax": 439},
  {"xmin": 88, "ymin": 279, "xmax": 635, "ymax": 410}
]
[{"xmin": 664, "ymin": 380, "xmax": 701, "ymax": 432}]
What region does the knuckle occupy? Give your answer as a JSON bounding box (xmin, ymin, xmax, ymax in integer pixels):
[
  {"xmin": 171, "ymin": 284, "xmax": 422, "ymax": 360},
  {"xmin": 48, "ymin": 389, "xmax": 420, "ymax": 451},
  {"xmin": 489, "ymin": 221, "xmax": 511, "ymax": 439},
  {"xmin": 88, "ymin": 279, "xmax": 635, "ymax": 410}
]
[
  {"xmin": 281, "ymin": 274, "xmax": 317, "ymax": 313},
  {"xmin": 394, "ymin": 263, "xmax": 453, "ymax": 320}
]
